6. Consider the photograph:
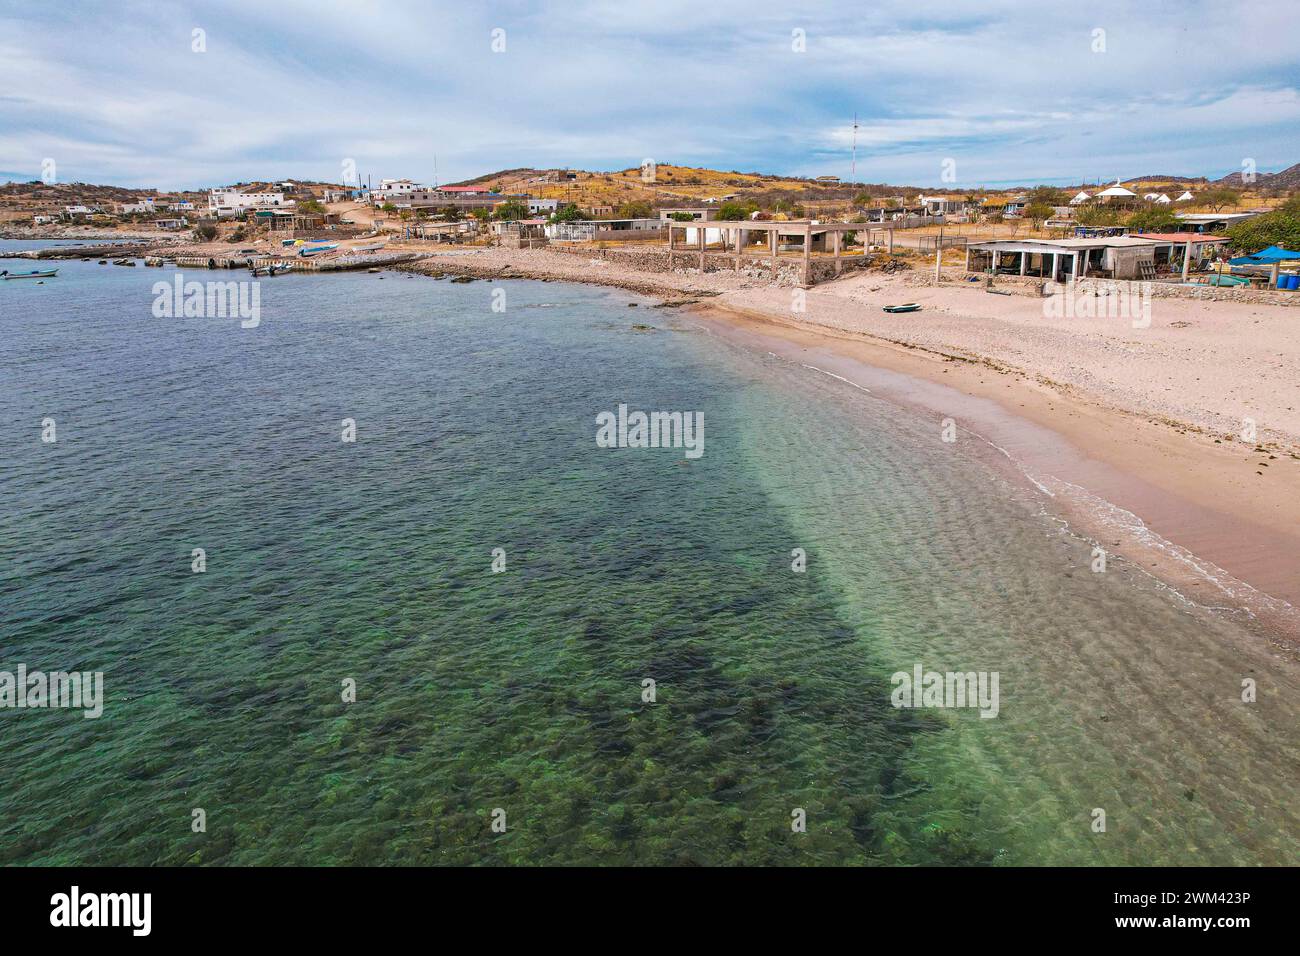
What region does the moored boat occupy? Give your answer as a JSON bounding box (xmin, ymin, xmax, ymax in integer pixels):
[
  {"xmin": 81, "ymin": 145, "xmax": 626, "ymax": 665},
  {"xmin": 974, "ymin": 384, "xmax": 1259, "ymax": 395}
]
[{"xmin": 1, "ymin": 268, "xmax": 59, "ymax": 280}]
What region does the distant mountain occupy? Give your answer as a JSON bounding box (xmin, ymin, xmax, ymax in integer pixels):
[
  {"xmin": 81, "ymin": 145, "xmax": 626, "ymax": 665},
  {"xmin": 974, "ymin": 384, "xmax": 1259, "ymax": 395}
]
[{"xmin": 1213, "ymin": 161, "xmax": 1300, "ymax": 189}]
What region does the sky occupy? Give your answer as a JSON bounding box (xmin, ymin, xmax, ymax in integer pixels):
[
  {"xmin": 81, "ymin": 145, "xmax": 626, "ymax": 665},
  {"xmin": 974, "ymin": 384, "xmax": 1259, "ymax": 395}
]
[{"xmin": 1, "ymin": 0, "xmax": 1297, "ymax": 191}]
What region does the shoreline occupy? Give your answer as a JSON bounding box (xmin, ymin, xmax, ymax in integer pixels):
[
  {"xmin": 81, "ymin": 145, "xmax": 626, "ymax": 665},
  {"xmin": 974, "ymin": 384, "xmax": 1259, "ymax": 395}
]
[
  {"xmin": 685, "ymin": 302, "xmax": 1300, "ymax": 649},
  {"xmin": 400, "ymin": 247, "xmax": 1300, "ymax": 648}
]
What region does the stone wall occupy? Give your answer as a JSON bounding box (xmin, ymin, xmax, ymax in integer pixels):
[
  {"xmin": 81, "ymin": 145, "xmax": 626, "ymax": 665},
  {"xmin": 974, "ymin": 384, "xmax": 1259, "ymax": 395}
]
[
  {"xmin": 957, "ymin": 271, "xmax": 1300, "ymax": 307},
  {"xmin": 544, "ymin": 244, "xmax": 870, "ymax": 286}
]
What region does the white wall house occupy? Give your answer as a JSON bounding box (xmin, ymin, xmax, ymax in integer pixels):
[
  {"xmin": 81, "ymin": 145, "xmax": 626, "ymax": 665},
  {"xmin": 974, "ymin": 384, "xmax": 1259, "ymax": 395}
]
[
  {"xmin": 370, "ymin": 179, "xmax": 425, "ymax": 203},
  {"xmin": 119, "ymin": 199, "xmax": 155, "ymax": 214},
  {"xmin": 528, "ymin": 198, "xmax": 558, "ymax": 215},
  {"xmin": 208, "ymin": 189, "xmax": 292, "ymax": 216}
]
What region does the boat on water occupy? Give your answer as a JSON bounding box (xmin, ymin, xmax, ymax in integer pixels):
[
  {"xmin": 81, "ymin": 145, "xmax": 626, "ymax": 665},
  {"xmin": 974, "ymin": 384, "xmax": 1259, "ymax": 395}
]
[
  {"xmin": 1, "ymin": 268, "xmax": 58, "ymax": 280},
  {"xmin": 250, "ymin": 263, "xmax": 292, "ymax": 277}
]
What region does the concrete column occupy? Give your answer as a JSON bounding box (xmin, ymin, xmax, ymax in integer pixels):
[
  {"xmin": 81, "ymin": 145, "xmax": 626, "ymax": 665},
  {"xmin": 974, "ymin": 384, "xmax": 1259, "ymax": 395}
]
[
  {"xmin": 667, "ymin": 224, "xmax": 675, "ymax": 267},
  {"xmin": 734, "ymin": 227, "xmax": 743, "ymax": 271},
  {"xmin": 832, "ymin": 229, "xmax": 842, "ymax": 275},
  {"xmin": 802, "ymin": 224, "xmax": 812, "ymax": 288},
  {"xmin": 1051, "ymin": 252, "xmax": 1059, "ymax": 281},
  {"xmin": 1072, "ymin": 252, "xmax": 1080, "ymax": 283},
  {"xmin": 770, "ymin": 228, "xmax": 778, "ymax": 278},
  {"xmin": 993, "ymin": 250, "xmax": 1000, "ymax": 272},
  {"xmin": 1019, "ymin": 252, "xmax": 1027, "ymax": 276},
  {"xmin": 1181, "ymin": 241, "xmax": 1193, "ymax": 281},
  {"xmin": 698, "ymin": 225, "xmax": 705, "ymax": 273},
  {"xmin": 887, "ymin": 228, "xmax": 894, "ymax": 255}
]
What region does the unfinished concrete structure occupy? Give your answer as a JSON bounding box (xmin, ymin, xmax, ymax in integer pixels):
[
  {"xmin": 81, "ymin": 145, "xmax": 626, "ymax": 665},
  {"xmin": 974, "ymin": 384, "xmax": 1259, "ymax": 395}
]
[
  {"xmin": 966, "ymin": 237, "xmax": 1159, "ymax": 281},
  {"xmin": 665, "ymin": 220, "xmax": 892, "ymax": 286}
]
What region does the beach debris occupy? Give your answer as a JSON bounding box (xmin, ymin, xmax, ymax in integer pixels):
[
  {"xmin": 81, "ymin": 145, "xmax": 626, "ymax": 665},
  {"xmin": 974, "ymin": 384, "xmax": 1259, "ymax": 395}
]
[
  {"xmin": 627, "ymin": 302, "xmax": 638, "ymax": 307},
  {"xmin": 450, "ymin": 275, "xmax": 475, "ymax": 283}
]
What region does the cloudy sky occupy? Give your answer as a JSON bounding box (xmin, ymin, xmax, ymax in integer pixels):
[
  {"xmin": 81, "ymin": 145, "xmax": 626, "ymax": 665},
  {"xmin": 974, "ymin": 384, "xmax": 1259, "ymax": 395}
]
[{"xmin": 1, "ymin": 0, "xmax": 1296, "ymax": 190}]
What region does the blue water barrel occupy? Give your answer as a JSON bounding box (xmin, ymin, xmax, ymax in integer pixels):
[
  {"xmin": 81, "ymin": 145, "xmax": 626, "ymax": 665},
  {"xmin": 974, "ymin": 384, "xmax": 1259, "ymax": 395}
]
[{"xmin": 1288, "ymin": 274, "xmax": 1300, "ymax": 290}]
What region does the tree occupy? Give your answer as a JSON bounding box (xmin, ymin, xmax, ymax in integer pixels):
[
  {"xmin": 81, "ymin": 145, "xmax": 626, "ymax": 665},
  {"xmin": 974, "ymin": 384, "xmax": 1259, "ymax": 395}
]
[
  {"xmin": 1199, "ymin": 188, "xmax": 1240, "ymax": 212},
  {"xmin": 1024, "ymin": 202, "xmax": 1055, "ymax": 228},
  {"xmin": 1126, "ymin": 205, "xmax": 1181, "ymax": 233},
  {"xmin": 1225, "ymin": 196, "xmax": 1300, "ymax": 251},
  {"xmin": 716, "ymin": 199, "xmax": 758, "ymax": 221},
  {"xmin": 493, "ymin": 199, "xmax": 529, "ymax": 220},
  {"xmin": 439, "ymin": 206, "xmax": 463, "ymax": 222},
  {"xmin": 616, "ymin": 200, "xmax": 653, "ymax": 219},
  {"xmin": 1026, "ymin": 185, "xmax": 1068, "ymax": 206},
  {"xmin": 668, "ymin": 211, "xmax": 695, "ymax": 222},
  {"xmin": 550, "ymin": 203, "xmax": 586, "ymax": 223},
  {"xmin": 193, "ymin": 222, "xmax": 218, "ymax": 241},
  {"xmin": 1074, "ymin": 204, "xmax": 1120, "ymax": 228},
  {"xmin": 297, "ymin": 198, "xmax": 324, "ymax": 214}
]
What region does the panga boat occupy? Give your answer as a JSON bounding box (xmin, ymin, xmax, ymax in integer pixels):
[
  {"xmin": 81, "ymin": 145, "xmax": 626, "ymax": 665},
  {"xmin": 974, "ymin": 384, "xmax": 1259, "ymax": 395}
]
[
  {"xmin": 1, "ymin": 268, "xmax": 58, "ymax": 280},
  {"xmin": 298, "ymin": 243, "xmax": 338, "ymax": 257},
  {"xmin": 351, "ymin": 241, "xmax": 387, "ymax": 252},
  {"xmin": 882, "ymin": 302, "xmax": 921, "ymax": 313},
  {"xmin": 250, "ymin": 263, "xmax": 292, "ymax": 277}
]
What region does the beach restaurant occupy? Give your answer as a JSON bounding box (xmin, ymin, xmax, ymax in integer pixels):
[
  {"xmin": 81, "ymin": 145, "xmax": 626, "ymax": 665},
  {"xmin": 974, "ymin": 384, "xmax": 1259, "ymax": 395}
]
[{"xmin": 966, "ymin": 236, "xmax": 1159, "ymax": 281}]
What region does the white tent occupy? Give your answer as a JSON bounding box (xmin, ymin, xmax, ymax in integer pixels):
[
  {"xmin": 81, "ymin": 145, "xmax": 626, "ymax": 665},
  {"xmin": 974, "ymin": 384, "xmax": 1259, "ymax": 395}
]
[
  {"xmin": 1069, "ymin": 190, "xmax": 1092, "ymax": 205},
  {"xmin": 1176, "ymin": 190, "xmax": 1195, "ymax": 202},
  {"xmin": 1143, "ymin": 193, "xmax": 1172, "ymax": 203},
  {"xmin": 1096, "ymin": 179, "xmax": 1138, "ymax": 199}
]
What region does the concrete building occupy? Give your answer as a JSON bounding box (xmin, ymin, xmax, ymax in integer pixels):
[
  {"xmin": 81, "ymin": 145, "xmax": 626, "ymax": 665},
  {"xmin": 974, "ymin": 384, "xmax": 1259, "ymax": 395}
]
[
  {"xmin": 527, "ymin": 198, "xmax": 558, "ymax": 216},
  {"xmin": 545, "ymin": 218, "xmax": 662, "ymax": 241},
  {"xmin": 208, "ymin": 189, "xmax": 292, "ymax": 216},
  {"xmin": 1176, "ymin": 211, "xmax": 1261, "ymax": 233},
  {"xmin": 659, "ymin": 208, "xmax": 718, "ymax": 222},
  {"xmin": 967, "ymin": 236, "xmax": 1160, "ymax": 281},
  {"xmin": 665, "ymin": 219, "xmax": 887, "ymax": 286}
]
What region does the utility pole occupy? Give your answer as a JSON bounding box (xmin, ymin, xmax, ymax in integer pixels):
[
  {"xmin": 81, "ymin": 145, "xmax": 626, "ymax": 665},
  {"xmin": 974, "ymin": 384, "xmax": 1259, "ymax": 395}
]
[{"xmin": 851, "ymin": 112, "xmax": 859, "ymax": 184}]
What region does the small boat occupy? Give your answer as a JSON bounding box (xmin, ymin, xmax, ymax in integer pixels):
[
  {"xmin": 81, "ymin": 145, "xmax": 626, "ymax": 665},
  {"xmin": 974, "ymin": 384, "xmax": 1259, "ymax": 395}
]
[
  {"xmin": 298, "ymin": 243, "xmax": 338, "ymax": 257},
  {"xmin": 352, "ymin": 241, "xmax": 388, "ymax": 252},
  {"xmin": 249, "ymin": 263, "xmax": 292, "ymax": 277},
  {"xmin": 882, "ymin": 302, "xmax": 921, "ymax": 313},
  {"xmin": 1, "ymin": 268, "xmax": 58, "ymax": 280}
]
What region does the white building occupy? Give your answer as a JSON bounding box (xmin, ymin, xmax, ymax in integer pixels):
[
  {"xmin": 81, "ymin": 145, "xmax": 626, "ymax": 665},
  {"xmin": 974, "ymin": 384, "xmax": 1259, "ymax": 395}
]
[
  {"xmin": 208, "ymin": 188, "xmax": 293, "ymax": 216},
  {"xmin": 528, "ymin": 198, "xmax": 558, "ymax": 215},
  {"xmin": 118, "ymin": 198, "xmax": 155, "ymax": 214},
  {"xmin": 371, "ymin": 179, "xmax": 424, "ymax": 203}
]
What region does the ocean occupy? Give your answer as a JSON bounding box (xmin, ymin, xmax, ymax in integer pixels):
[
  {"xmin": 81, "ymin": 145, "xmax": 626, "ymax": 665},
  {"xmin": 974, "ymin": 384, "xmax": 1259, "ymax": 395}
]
[{"xmin": 1, "ymin": 244, "xmax": 1296, "ymax": 865}]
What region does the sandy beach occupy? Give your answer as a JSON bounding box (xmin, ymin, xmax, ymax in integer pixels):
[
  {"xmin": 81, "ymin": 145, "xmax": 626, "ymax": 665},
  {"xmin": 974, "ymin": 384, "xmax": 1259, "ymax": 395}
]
[{"xmin": 397, "ymin": 246, "xmax": 1300, "ymax": 644}]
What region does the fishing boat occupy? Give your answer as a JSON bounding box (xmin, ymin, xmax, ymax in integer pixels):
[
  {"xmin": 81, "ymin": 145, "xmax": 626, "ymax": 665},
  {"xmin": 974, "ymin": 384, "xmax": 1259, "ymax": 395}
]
[
  {"xmin": 1, "ymin": 268, "xmax": 58, "ymax": 280},
  {"xmin": 298, "ymin": 243, "xmax": 338, "ymax": 257},
  {"xmin": 352, "ymin": 241, "xmax": 388, "ymax": 252},
  {"xmin": 882, "ymin": 302, "xmax": 921, "ymax": 313},
  {"xmin": 250, "ymin": 263, "xmax": 292, "ymax": 277}
]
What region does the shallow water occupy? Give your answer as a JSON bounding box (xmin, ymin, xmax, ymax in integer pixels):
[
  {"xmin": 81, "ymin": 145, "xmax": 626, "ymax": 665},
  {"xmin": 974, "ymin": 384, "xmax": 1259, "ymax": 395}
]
[{"xmin": 1, "ymin": 254, "xmax": 1296, "ymax": 865}]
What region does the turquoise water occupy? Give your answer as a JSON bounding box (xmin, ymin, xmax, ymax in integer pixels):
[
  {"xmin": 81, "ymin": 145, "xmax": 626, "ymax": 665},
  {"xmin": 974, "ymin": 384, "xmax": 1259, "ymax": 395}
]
[{"xmin": 1, "ymin": 249, "xmax": 1297, "ymax": 865}]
